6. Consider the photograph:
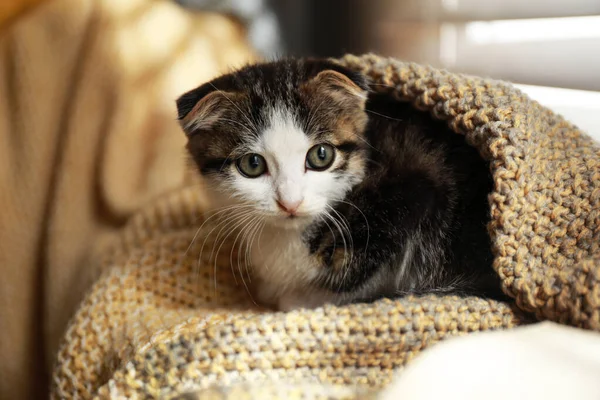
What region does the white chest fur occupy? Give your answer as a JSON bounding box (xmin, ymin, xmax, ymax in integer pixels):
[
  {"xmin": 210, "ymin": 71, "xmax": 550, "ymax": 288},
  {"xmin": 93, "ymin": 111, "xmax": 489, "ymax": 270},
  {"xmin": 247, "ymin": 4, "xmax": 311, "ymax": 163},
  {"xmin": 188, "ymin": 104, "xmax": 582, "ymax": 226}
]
[{"xmin": 250, "ymin": 224, "xmax": 330, "ymax": 310}]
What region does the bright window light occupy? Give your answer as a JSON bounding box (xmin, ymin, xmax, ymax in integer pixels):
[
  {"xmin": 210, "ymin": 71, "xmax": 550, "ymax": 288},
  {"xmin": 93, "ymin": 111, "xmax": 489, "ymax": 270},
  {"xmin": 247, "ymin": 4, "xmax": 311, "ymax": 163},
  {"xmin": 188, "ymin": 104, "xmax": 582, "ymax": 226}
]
[
  {"xmin": 466, "ymin": 16, "xmax": 600, "ymax": 44},
  {"xmin": 515, "ymin": 84, "xmax": 600, "ymax": 108}
]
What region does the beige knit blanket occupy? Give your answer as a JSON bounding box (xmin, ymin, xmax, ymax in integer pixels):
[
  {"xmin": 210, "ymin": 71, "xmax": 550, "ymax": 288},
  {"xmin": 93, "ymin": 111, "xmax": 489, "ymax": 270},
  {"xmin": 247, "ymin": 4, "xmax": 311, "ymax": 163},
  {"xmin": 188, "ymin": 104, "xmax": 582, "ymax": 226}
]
[{"xmin": 51, "ymin": 54, "xmax": 600, "ymax": 399}]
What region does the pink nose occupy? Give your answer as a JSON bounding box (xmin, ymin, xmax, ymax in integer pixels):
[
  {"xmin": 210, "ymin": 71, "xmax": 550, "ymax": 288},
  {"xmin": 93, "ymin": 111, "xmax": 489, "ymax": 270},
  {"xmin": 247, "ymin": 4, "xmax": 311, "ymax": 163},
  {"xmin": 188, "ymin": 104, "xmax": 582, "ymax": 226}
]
[{"xmin": 276, "ymin": 198, "xmax": 303, "ymax": 215}]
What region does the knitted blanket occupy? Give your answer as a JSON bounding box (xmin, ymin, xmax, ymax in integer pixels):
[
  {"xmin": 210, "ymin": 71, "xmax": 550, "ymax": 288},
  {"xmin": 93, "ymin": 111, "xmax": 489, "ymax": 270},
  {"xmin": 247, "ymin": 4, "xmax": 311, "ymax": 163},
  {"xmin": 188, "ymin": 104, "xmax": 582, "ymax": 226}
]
[{"xmin": 51, "ymin": 54, "xmax": 600, "ymax": 399}]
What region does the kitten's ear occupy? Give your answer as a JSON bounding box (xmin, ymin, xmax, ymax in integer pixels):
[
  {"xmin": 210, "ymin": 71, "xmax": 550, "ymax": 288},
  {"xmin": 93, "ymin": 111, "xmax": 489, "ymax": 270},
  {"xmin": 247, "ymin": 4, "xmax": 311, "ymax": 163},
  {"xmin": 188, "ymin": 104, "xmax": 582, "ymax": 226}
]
[
  {"xmin": 176, "ymin": 86, "xmax": 241, "ymax": 135},
  {"xmin": 303, "ymin": 68, "xmax": 369, "ymax": 108}
]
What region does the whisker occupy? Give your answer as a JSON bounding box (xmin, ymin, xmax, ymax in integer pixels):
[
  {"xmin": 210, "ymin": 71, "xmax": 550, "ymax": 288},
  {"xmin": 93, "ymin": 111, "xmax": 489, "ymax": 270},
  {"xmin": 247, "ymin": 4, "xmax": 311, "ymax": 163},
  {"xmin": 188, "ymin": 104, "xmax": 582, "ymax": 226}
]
[
  {"xmin": 334, "ymin": 126, "xmax": 379, "ymax": 152},
  {"xmin": 211, "ymin": 211, "xmax": 256, "ymax": 295},
  {"xmin": 230, "ymin": 214, "xmax": 259, "ymax": 282},
  {"xmin": 207, "ymin": 82, "xmax": 258, "ymax": 134},
  {"xmin": 241, "ymin": 216, "xmax": 263, "ymax": 283},
  {"xmin": 250, "ymin": 218, "xmax": 266, "ymax": 271},
  {"xmin": 185, "ymin": 204, "xmax": 247, "ymax": 258},
  {"xmin": 190, "ymin": 205, "xmax": 253, "ymax": 291},
  {"xmin": 324, "ymin": 209, "xmax": 349, "ymax": 270},
  {"xmin": 305, "ymin": 95, "xmax": 329, "ymax": 133},
  {"xmin": 211, "ymin": 210, "xmax": 255, "ymax": 266},
  {"xmin": 234, "ymin": 216, "xmax": 261, "ymax": 306},
  {"xmin": 365, "ymin": 109, "xmax": 403, "ymax": 122},
  {"xmin": 317, "ymin": 214, "xmax": 337, "ymax": 258},
  {"xmin": 325, "ymin": 206, "xmax": 355, "ymax": 291},
  {"xmin": 211, "ymin": 116, "xmax": 252, "ymax": 131},
  {"xmin": 328, "ymin": 205, "xmax": 354, "ymax": 254},
  {"xmin": 338, "ymin": 199, "xmax": 370, "ymax": 255},
  {"xmin": 206, "ymin": 211, "xmax": 249, "ymax": 290},
  {"xmin": 218, "ymin": 146, "xmax": 247, "ymax": 174},
  {"xmin": 255, "ymin": 216, "xmax": 268, "ymax": 259},
  {"xmin": 368, "ymin": 82, "xmax": 400, "ymax": 89},
  {"xmin": 196, "ymin": 206, "xmax": 254, "ymax": 292},
  {"xmin": 208, "ymin": 209, "xmax": 254, "ymax": 266}
]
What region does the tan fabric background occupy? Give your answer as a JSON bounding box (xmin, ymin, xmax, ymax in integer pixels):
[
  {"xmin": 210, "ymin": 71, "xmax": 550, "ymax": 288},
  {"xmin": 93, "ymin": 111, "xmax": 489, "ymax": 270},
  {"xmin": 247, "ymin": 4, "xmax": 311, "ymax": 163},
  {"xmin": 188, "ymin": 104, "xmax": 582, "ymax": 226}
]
[
  {"xmin": 0, "ymin": 0, "xmax": 45, "ymax": 27},
  {"xmin": 0, "ymin": 0, "xmax": 255, "ymax": 397}
]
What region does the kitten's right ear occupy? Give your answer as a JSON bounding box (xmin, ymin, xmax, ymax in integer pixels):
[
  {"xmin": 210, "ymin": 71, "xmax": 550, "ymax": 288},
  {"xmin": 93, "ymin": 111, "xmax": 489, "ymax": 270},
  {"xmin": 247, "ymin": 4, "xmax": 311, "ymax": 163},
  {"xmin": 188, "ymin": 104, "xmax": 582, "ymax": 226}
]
[
  {"xmin": 301, "ymin": 64, "xmax": 369, "ymax": 110},
  {"xmin": 176, "ymin": 86, "xmax": 240, "ymax": 135}
]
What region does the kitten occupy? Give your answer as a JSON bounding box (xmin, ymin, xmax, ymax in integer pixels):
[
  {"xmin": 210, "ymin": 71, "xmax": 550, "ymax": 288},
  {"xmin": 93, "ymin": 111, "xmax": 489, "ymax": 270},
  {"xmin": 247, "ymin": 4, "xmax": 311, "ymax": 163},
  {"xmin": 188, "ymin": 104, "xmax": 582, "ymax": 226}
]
[{"xmin": 176, "ymin": 58, "xmax": 505, "ymax": 311}]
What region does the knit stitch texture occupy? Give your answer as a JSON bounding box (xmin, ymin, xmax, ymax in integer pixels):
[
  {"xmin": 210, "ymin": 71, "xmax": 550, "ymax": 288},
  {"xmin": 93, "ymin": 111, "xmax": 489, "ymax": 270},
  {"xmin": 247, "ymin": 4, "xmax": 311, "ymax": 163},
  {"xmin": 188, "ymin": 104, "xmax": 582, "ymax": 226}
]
[{"xmin": 51, "ymin": 54, "xmax": 600, "ymax": 399}]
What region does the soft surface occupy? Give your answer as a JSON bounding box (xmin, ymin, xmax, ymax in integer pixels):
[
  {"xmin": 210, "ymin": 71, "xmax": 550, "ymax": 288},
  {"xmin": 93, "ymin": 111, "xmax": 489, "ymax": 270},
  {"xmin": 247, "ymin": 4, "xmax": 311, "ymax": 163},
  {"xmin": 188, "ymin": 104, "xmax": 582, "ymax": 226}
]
[{"xmin": 50, "ymin": 53, "xmax": 600, "ymax": 399}]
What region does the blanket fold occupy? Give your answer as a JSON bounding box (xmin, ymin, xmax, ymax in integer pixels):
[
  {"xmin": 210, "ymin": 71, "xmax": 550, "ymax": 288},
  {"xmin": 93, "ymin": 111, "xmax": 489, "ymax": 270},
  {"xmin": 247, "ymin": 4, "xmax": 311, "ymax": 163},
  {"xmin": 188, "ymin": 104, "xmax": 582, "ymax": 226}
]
[{"xmin": 51, "ymin": 54, "xmax": 600, "ymax": 399}]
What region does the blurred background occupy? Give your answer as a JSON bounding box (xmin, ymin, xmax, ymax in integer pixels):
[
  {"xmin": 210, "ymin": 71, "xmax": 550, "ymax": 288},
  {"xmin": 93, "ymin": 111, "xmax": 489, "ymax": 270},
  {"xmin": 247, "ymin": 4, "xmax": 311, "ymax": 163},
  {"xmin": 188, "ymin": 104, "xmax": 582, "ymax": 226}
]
[
  {"xmin": 4, "ymin": 0, "xmax": 600, "ymax": 91},
  {"xmin": 270, "ymin": 0, "xmax": 600, "ymax": 92},
  {"xmin": 177, "ymin": 0, "xmax": 600, "ymax": 91}
]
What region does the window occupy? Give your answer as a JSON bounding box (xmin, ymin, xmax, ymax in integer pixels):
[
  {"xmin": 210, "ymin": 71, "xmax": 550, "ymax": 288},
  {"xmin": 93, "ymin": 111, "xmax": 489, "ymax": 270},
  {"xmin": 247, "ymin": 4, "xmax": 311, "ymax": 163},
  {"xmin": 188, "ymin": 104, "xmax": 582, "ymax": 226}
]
[{"xmin": 368, "ymin": 0, "xmax": 600, "ymax": 91}]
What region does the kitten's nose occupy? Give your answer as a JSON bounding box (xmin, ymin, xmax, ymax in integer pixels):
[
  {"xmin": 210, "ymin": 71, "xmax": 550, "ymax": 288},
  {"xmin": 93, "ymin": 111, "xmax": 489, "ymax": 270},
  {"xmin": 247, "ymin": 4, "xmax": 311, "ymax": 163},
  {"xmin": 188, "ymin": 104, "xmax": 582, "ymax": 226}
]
[{"xmin": 276, "ymin": 198, "xmax": 303, "ymax": 215}]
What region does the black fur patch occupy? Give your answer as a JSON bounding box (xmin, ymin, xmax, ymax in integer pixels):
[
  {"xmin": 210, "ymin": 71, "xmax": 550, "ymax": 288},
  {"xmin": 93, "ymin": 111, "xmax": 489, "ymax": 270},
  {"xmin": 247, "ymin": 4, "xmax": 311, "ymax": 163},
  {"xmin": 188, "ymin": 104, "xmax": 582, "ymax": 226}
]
[{"xmin": 306, "ymin": 93, "xmax": 505, "ymax": 301}]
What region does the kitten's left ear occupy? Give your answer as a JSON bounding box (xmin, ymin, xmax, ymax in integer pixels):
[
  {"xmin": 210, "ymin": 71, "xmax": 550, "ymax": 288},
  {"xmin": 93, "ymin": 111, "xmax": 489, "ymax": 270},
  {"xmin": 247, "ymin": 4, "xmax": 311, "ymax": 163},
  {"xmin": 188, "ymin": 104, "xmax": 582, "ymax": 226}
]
[
  {"xmin": 177, "ymin": 82, "xmax": 219, "ymax": 119},
  {"xmin": 176, "ymin": 84, "xmax": 241, "ymax": 136}
]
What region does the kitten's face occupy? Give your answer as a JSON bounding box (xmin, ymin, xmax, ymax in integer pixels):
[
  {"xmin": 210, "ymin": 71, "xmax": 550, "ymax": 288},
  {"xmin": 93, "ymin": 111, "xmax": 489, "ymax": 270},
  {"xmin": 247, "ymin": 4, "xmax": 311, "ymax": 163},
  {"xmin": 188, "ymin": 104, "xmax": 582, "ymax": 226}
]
[
  {"xmin": 208, "ymin": 106, "xmax": 362, "ymax": 228},
  {"xmin": 177, "ymin": 60, "xmax": 370, "ymax": 228}
]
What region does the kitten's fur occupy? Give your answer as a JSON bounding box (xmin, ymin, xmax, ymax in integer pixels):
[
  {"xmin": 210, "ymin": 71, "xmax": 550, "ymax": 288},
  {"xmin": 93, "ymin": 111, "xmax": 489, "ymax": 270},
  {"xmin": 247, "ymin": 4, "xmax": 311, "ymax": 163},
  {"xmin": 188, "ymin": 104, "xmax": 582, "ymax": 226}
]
[{"xmin": 177, "ymin": 58, "xmax": 504, "ymax": 311}]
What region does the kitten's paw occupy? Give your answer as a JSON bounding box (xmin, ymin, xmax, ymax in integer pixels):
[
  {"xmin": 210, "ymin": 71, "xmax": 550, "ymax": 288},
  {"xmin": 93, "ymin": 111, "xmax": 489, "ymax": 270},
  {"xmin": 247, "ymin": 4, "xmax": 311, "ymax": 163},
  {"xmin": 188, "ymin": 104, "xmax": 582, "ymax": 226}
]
[
  {"xmin": 252, "ymin": 277, "xmax": 333, "ymax": 312},
  {"xmin": 277, "ymin": 295, "xmax": 310, "ymax": 312},
  {"xmin": 277, "ymin": 291, "xmax": 331, "ymax": 312}
]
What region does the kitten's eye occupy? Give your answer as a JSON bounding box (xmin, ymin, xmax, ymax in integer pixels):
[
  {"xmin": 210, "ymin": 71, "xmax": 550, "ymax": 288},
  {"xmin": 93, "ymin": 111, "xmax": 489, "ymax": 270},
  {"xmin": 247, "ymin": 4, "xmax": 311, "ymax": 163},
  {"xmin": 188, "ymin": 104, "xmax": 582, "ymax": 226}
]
[
  {"xmin": 236, "ymin": 153, "xmax": 267, "ymax": 178},
  {"xmin": 306, "ymin": 144, "xmax": 335, "ymax": 171}
]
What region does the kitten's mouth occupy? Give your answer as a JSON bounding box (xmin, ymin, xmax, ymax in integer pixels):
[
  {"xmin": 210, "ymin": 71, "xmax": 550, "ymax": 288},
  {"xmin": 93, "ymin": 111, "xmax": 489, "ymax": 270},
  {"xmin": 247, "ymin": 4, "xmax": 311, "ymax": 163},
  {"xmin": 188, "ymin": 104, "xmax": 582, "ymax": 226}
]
[
  {"xmin": 282, "ymin": 214, "xmax": 306, "ymax": 222},
  {"xmin": 270, "ymin": 213, "xmax": 313, "ymax": 229},
  {"xmin": 282, "ymin": 212, "xmax": 311, "ymax": 220}
]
